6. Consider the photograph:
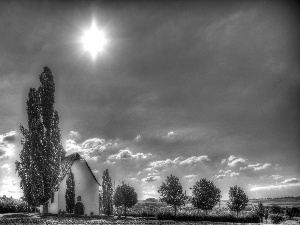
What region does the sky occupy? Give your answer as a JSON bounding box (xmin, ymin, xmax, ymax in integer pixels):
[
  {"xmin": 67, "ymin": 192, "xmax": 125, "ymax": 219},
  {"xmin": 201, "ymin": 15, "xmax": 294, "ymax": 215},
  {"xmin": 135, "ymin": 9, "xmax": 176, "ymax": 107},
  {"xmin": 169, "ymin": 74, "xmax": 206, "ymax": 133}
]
[{"xmin": 0, "ymin": 0, "xmax": 299, "ymax": 200}]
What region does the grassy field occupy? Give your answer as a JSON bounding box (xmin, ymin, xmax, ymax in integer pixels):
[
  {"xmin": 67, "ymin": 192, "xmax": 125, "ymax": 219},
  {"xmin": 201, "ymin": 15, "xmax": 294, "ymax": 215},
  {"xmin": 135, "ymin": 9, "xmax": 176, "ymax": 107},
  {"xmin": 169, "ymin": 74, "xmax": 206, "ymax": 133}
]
[{"xmin": 218, "ymin": 198, "xmax": 300, "ymax": 208}]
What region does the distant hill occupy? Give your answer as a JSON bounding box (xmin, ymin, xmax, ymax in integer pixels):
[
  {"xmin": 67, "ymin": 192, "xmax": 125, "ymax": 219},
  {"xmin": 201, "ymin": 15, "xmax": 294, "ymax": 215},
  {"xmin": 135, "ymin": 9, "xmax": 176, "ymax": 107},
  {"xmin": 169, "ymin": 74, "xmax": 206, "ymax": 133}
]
[
  {"xmin": 219, "ymin": 197, "xmax": 300, "ymax": 208},
  {"xmin": 134, "ymin": 197, "xmax": 300, "ymax": 209}
]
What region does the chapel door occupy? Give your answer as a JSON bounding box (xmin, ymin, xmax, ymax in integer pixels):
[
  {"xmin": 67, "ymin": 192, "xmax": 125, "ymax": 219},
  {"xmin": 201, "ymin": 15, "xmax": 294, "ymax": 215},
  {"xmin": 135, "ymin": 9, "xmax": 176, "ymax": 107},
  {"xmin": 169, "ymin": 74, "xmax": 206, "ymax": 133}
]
[{"xmin": 75, "ymin": 202, "xmax": 84, "ymax": 215}]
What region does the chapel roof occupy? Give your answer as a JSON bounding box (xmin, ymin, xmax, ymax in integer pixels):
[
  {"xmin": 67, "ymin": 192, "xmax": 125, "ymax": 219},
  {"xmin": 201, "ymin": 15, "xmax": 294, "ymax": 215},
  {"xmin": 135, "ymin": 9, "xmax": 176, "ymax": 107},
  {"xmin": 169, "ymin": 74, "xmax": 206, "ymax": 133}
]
[{"xmin": 57, "ymin": 152, "xmax": 100, "ymax": 186}]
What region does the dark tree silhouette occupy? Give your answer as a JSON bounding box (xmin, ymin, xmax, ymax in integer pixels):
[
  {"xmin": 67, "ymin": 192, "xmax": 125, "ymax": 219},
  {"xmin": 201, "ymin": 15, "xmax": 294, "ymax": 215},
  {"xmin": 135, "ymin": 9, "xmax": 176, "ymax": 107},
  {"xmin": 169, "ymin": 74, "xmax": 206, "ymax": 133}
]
[
  {"xmin": 158, "ymin": 174, "xmax": 187, "ymax": 217},
  {"xmin": 227, "ymin": 185, "xmax": 249, "ymax": 217},
  {"xmin": 191, "ymin": 178, "xmax": 221, "ymax": 215},
  {"xmin": 15, "ymin": 66, "xmax": 65, "ymax": 210},
  {"xmin": 113, "ymin": 181, "xmax": 138, "ymax": 218},
  {"xmin": 102, "ymin": 169, "xmax": 113, "ymax": 215},
  {"xmin": 65, "ymin": 170, "xmax": 75, "ymax": 214}
]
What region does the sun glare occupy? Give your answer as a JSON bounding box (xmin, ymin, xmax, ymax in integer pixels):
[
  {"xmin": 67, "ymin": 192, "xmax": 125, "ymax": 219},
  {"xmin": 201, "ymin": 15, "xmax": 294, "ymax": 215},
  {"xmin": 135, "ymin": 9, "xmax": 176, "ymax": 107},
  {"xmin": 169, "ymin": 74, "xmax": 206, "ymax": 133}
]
[{"xmin": 81, "ymin": 21, "xmax": 107, "ymax": 59}]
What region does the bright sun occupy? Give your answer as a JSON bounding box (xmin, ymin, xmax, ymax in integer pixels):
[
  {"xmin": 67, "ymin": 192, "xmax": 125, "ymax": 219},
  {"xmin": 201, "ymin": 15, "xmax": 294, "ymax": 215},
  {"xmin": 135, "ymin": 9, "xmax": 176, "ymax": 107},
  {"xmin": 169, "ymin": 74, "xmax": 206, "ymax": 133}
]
[{"xmin": 81, "ymin": 21, "xmax": 107, "ymax": 59}]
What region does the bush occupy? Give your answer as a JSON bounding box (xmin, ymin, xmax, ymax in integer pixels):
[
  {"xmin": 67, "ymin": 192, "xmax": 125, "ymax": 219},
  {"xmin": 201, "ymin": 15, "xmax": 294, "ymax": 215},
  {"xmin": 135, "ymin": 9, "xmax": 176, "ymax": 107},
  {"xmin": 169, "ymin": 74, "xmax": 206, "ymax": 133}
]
[
  {"xmin": 286, "ymin": 207, "xmax": 300, "ymax": 218},
  {"xmin": 271, "ymin": 205, "xmax": 282, "ymax": 214},
  {"xmin": 155, "ymin": 211, "xmax": 260, "ymax": 222},
  {"xmin": 0, "ymin": 196, "xmax": 37, "ymax": 213},
  {"xmin": 270, "ymin": 214, "xmax": 284, "ymax": 224}
]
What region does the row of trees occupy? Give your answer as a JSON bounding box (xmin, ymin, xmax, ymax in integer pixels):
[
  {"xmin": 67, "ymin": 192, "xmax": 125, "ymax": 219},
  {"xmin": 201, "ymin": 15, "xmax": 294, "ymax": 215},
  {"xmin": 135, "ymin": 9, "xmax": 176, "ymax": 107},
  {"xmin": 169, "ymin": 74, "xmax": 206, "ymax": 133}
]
[
  {"xmin": 158, "ymin": 174, "xmax": 248, "ymax": 217},
  {"xmin": 100, "ymin": 172, "xmax": 249, "ymax": 218},
  {"xmin": 100, "ymin": 169, "xmax": 138, "ymax": 218}
]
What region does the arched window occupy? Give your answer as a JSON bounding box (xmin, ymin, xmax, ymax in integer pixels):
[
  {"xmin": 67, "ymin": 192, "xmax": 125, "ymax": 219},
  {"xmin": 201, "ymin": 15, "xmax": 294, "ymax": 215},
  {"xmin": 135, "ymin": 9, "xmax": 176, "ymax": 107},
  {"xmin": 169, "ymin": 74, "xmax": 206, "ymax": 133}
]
[{"xmin": 77, "ymin": 196, "xmax": 81, "ymax": 202}]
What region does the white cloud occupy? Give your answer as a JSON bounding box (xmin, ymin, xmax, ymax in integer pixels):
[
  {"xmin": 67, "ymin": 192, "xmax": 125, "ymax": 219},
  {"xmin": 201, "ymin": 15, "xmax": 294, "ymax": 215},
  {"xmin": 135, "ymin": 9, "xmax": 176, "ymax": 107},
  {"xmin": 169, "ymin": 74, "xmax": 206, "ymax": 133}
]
[
  {"xmin": 180, "ymin": 155, "xmax": 210, "ymax": 165},
  {"xmin": 271, "ymin": 175, "xmax": 283, "ymax": 180},
  {"xmin": 215, "ymin": 174, "xmax": 226, "ymax": 180},
  {"xmin": 228, "ymin": 155, "xmax": 237, "ymax": 162},
  {"xmin": 221, "ymin": 158, "xmax": 227, "ymax": 164},
  {"xmin": 107, "ymin": 149, "xmax": 153, "ymax": 161},
  {"xmin": 214, "ymin": 170, "xmax": 239, "ymax": 179},
  {"xmin": 240, "ymin": 163, "xmax": 271, "ymax": 171},
  {"xmin": 230, "ymin": 172, "xmax": 240, "ymax": 177},
  {"xmin": 184, "ymin": 174, "xmax": 196, "ymax": 181},
  {"xmin": 1, "ymin": 163, "xmax": 11, "ymax": 172},
  {"xmin": 0, "ymin": 131, "xmax": 17, "ymax": 159},
  {"xmin": 142, "ymin": 176, "xmax": 160, "ymax": 182},
  {"xmin": 149, "ymin": 157, "xmax": 182, "ymax": 170},
  {"xmin": 219, "ymin": 169, "xmax": 232, "ymax": 174},
  {"xmin": 135, "ymin": 134, "xmax": 141, "ymax": 142},
  {"xmin": 281, "ymin": 178, "xmax": 299, "ymax": 184},
  {"xmin": 167, "ymin": 131, "xmax": 175, "ymax": 137},
  {"xmin": 66, "ymin": 139, "xmax": 82, "ymax": 153},
  {"xmin": 68, "ymin": 131, "xmax": 81, "ymax": 140},
  {"xmin": 142, "ymin": 190, "xmax": 157, "ymax": 198},
  {"xmin": 227, "ymin": 155, "xmax": 246, "ymax": 166},
  {"xmin": 250, "ymin": 182, "xmax": 300, "ymax": 191}
]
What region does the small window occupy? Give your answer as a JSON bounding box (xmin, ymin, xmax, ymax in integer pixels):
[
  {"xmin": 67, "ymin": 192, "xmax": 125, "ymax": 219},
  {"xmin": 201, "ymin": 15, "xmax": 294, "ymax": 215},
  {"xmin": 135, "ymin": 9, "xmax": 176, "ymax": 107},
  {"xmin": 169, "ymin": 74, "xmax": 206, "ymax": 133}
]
[
  {"xmin": 51, "ymin": 193, "xmax": 54, "ymax": 203},
  {"xmin": 77, "ymin": 196, "xmax": 81, "ymax": 201}
]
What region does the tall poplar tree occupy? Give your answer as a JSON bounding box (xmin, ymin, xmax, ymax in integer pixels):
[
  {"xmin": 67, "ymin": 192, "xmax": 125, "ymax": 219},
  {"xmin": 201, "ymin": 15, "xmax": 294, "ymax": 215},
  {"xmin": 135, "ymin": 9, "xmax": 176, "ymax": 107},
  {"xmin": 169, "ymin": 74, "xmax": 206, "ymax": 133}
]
[
  {"xmin": 65, "ymin": 170, "xmax": 75, "ymax": 214},
  {"xmin": 15, "ymin": 66, "xmax": 65, "ymax": 208},
  {"xmin": 102, "ymin": 169, "xmax": 113, "ymax": 215}
]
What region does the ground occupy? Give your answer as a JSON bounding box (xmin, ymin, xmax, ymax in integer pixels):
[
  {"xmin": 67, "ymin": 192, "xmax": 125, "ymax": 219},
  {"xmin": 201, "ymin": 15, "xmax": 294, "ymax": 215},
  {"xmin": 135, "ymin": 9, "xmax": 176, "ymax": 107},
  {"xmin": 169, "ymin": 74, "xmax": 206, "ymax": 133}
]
[{"xmin": 1, "ymin": 213, "xmax": 300, "ymax": 224}]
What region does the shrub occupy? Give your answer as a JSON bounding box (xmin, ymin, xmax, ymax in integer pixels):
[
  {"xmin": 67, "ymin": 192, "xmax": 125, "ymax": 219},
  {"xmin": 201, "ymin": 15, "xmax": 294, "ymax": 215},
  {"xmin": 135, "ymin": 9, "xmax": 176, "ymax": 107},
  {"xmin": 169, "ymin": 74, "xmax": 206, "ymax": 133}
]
[
  {"xmin": 271, "ymin": 205, "xmax": 282, "ymax": 214},
  {"xmin": 270, "ymin": 214, "xmax": 284, "ymax": 224},
  {"xmin": 286, "ymin": 207, "xmax": 300, "ymax": 218}
]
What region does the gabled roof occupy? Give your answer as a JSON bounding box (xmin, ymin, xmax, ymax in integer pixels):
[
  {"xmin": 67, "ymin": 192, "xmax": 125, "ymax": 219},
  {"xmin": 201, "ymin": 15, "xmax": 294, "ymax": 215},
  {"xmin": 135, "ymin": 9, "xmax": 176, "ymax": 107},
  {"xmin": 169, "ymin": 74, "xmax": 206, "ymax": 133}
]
[{"xmin": 57, "ymin": 152, "xmax": 100, "ymax": 186}]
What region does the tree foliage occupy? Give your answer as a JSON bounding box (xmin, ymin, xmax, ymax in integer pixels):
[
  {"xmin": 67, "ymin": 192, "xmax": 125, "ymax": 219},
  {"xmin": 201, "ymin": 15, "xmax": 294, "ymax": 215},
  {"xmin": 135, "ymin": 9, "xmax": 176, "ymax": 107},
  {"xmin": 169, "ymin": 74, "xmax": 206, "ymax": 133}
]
[
  {"xmin": 65, "ymin": 170, "xmax": 75, "ymax": 214},
  {"xmin": 270, "ymin": 204, "xmax": 282, "ymax": 214},
  {"xmin": 102, "ymin": 169, "xmax": 113, "ymax": 216},
  {"xmin": 113, "ymin": 181, "xmax": 138, "ymax": 218},
  {"xmin": 15, "ymin": 66, "xmax": 65, "ymax": 207},
  {"xmin": 191, "ymin": 178, "xmax": 221, "ymax": 215},
  {"xmin": 158, "ymin": 174, "xmax": 187, "ymax": 217},
  {"xmin": 227, "ymin": 185, "xmax": 249, "ymax": 217},
  {"xmin": 254, "ymin": 202, "xmax": 265, "ymax": 222}
]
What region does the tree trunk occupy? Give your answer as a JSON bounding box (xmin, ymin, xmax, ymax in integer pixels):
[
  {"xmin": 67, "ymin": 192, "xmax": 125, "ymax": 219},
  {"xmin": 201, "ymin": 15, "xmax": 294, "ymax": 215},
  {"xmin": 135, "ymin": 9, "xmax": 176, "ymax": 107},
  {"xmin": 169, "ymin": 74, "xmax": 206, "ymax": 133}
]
[
  {"xmin": 124, "ymin": 205, "xmax": 127, "ymax": 218},
  {"xmin": 236, "ymin": 210, "xmax": 239, "ymax": 217},
  {"xmin": 174, "ymin": 205, "xmax": 177, "ymax": 218},
  {"xmin": 205, "ymin": 209, "xmax": 208, "ymax": 215}
]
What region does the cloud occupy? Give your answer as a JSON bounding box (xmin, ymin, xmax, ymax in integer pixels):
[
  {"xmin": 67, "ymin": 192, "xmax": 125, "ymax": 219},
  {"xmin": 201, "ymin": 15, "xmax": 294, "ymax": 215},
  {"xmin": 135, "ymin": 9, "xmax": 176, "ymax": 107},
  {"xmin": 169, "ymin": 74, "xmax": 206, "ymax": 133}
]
[
  {"xmin": 271, "ymin": 175, "xmax": 283, "ymax": 180},
  {"xmin": 180, "ymin": 155, "xmax": 210, "ymax": 165},
  {"xmin": 227, "ymin": 155, "xmax": 247, "ymax": 167},
  {"xmin": 142, "ymin": 176, "xmax": 160, "ymax": 182},
  {"xmin": 281, "ymin": 178, "xmax": 299, "ymax": 184},
  {"xmin": 65, "ymin": 136, "xmax": 122, "ymax": 161},
  {"xmin": 219, "ymin": 169, "xmax": 232, "ymax": 174},
  {"xmin": 134, "ymin": 134, "xmax": 141, "ymax": 142},
  {"xmin": 1, "ymin": 163, "xmax": 11, "ymax": 172},
  {"xmin": 184, "ymin": 174, "xmax": 196, "ymax": 181},
  {"xmin": 149, "ymin": 157, "xmax": 182, "ymax": 170},
  {"xmin": 142, "ymin": 190, "xmax": 157, "ymax": 198},
  {"xmin": 215, "ymin": 175, "xmax": 226, "ymax": 180},
  {"xmin": 240, "ymin": 163, "xmax": 271, "ymax": 171},
  {"xmin": 0, "ymin": 131, "xmax": 16, "ymax": 159},
  {"xmin": 107, "ymin": 149, "xmax": 153, "ymax": 161},
  {"xmin": 214, "ymin": 169, "xmax": 239, "ymax": 179},
  {"xmin": 230, "ymin": 172, "xmax": 240, "ymax": 177},
  {"xmin": 68, "ymin": 131, "xmax": 81, "ymax": 141},
  {"xmin": 250, "ymin": 182, "xmax": 300, "ymax": 191}
]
